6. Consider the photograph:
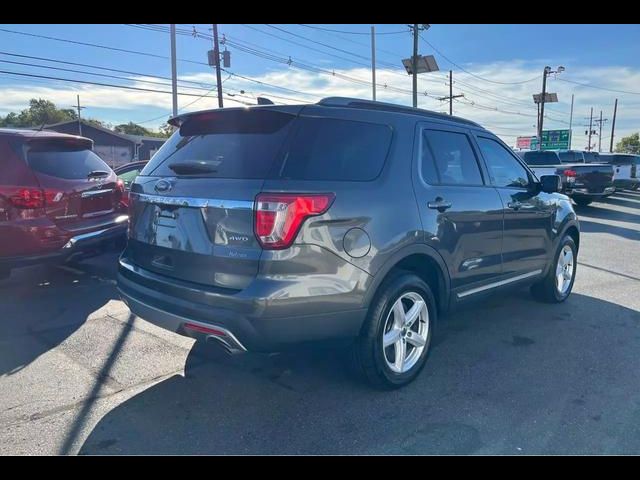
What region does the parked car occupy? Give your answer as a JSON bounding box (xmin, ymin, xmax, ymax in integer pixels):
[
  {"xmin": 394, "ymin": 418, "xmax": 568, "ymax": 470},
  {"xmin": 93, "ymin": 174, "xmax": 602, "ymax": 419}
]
[
  {"xmin": 599, "ymin": 153, "xmax": 639, "ymax": 191},
  {"xmin": 522, "ymin": 150, "xmax": 614, "ymax": 206},
  {"xmin": 114, "ymin": 161, "xmax": 148, "ymax": 207},
  {"xmin": 117, "ymin": 98, "xmax": 580, "ymax": 389},
  {"xmin": 0, "ymin": 128, "xmax": 128, "ymax": 279}
]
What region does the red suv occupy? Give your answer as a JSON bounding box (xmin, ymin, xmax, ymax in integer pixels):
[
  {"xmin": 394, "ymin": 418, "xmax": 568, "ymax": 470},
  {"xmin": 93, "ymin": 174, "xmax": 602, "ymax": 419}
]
[{"xmin": 0, "ymin": 128, "xmax": 128, "ymax": 279}]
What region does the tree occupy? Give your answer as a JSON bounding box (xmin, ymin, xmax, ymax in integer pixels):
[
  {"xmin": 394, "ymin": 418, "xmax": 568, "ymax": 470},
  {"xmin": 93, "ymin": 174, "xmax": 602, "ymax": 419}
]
[
  {"xmin": 0, "ymin": 98, "xmax": 77, "ymax": 127},
  {"xmin": 158, "ymin": 123, "xmax": 173, "ymax": 138},
  {"xmin": 114, "ymin": 122, "xmax": 153, "ymax": 136},
  {"xmin": 615, "ymin": 133, "xmax": 640, "ymax": 154}
]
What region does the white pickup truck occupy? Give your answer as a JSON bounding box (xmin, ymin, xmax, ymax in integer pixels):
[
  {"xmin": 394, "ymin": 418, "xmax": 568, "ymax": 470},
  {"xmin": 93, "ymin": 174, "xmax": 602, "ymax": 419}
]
[
  {"xmin": 599, "ymin": 153, "xmax": 639, "ymax": 191},
  {"xmin": 520, "ymin": 150, "xmax": 615, "ymax": 206}
]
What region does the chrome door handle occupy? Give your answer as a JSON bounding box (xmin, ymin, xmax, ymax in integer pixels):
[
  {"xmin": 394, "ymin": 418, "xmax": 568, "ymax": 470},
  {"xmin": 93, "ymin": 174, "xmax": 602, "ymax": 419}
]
[
  {"xmin": 507, "ymin": 201, "xmax": 522, "ymax": 210},
  {"xmin": 427, "ymin": 198, "xmax": 452, "ymax": 212}
]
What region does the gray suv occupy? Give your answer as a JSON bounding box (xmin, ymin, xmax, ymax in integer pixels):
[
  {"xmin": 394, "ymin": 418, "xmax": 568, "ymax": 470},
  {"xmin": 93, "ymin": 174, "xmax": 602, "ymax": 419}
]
[{"xmin": 117, "ymin": 97, "xmax": 580, "ymax": 389}]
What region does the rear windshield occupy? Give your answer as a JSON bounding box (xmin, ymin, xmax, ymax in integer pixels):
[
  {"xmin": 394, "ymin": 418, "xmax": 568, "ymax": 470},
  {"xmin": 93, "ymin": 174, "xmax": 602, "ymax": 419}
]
[
  {"xmin": 143, "ymin": 109, "xmax": 296, "ymax": 179},
  {"xmin": 559, "ymin": 151, "xmax": 583, "ymax": 163},
  {"xmin": 583, "ymin": 152, "xmax": 600, "ymax": 163},
  {"xmin": 280, "ymin": 117, "xmax": 392, "ymax": 181},
  {"xmin": 522, "ymin": 151, "xmax": 560, "ymax": 166},
  {"xmin": 143, "ymin": 110, "xmax": 392, "ymax": 182},
  {"xmin": 26, "ymin": 143, "xmax": 111, "ymax": 180}
]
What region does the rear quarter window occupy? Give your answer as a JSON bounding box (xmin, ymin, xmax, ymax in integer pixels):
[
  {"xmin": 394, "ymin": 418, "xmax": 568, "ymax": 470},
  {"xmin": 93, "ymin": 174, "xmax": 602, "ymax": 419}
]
[{"xmin": 279, "ymin": 117, "xmax": 392, "ymax": 181}]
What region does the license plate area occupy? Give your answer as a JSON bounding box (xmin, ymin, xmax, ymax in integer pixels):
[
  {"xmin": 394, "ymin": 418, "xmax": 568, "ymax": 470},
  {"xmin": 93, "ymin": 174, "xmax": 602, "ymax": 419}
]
[{"xmin": 81, "ymin": 189, "xmax": 114, "ymax": 217}]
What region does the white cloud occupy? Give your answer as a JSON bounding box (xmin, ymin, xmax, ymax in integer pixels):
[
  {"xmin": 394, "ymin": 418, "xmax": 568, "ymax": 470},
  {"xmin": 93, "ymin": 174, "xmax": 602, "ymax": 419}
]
[{"xmin": 1, "ymin": 60, "xmax": 639, "ymax": 150}]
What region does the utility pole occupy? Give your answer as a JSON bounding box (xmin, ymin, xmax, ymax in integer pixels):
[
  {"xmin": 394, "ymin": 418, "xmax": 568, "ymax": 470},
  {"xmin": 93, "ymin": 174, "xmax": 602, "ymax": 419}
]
[
  {"xmin": 76, "ymin": 95, "xmax": 83, "ymax": 136},
  {"xmin": 568, "ymin": 93, "xmax": 574, "ymax": 149},
  {"xmin": 537, "ymin": 67, "xmax": 549, "ymax": 150},
  {"xmin": 610, "ymin": 98, "xmax": 618, "ymax": 152},
  {"xmin": 412, "ymin": 24, "xmax": 418, "ymax": 108},
  {"xmin": 587, "ymin": 107, "xmax": 594, "ymax": 152},
  {"xmin": 594, "ymin": 110, "xmax": 608, "ymax": 153},
  {"xmin": 437, "ymin": 70, "xmax": 464, "ymax": 115},
  {"xmin": 212, "ymin": 24, "xmax": 224, "ymax": 108},
  {"xmin": 170, "ymin": 24, "xmax": 178, "ymax": 117},
  {"xmin": 371, "ymin": 25, "xmax": 376, "ymax": 101}
]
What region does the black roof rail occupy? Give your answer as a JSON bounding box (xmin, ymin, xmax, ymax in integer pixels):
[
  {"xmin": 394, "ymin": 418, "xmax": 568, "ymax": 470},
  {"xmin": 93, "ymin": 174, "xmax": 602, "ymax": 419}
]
[{"xmin": 317, "ymin": 97, "xmax": 483, "ymax": 128}]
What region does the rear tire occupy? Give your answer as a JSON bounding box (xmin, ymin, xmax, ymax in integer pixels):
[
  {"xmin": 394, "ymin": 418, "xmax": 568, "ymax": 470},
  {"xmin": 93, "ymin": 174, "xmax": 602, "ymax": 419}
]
[
  {"xmin": 352, "ymin": 272, "xmax": 437, "ymax": 390},
  {"xmin": 573, "ymin": 197, "xmax": 592, "ymax": 207},
  {"xmin": 531, "ymin": 235, "xmax": 577, "ymax": 303}
]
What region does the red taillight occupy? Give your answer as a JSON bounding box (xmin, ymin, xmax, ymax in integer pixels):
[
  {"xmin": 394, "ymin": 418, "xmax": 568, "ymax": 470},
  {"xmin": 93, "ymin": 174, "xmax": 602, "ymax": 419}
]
[
  {"xmin": 0, "ymin": 186, "xmax": 63, "ymax": 209},
  {"xmin": 563, "ymin": 169, "xmax": 577, "ymax": 178},
  {"xmin": 254, "ymin": 193, "xmax": 335, "ymax": 250}
]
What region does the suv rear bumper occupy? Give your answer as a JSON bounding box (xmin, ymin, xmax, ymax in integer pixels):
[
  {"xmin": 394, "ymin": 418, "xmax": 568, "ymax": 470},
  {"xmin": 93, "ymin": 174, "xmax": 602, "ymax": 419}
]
[
  {"xmin": 0, "ymin": 218, "xmax": 128, "ymax": 270},
  {"xmin": 117, "ymin": 256, "xmax": 369, "ymax": 352},
  {"xmin": 567, "ymin": 186, "xmax": 615, "ymax": 198}
]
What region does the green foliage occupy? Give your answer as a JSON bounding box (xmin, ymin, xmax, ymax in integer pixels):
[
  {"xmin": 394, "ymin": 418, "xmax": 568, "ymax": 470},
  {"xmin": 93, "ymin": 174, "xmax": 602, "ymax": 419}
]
[
  {"xmin": 0, "ymin": 98, "xmax": 77, "ymax": 127},
  {"xmin": 114, "ymin": 121, "xmax": 153, "ymax": 136},
  {"xmin": 0, "ymin": 99, "xmax": 170, "ymax": 139},
  {"xmin": 615, "ymin": 133, "xmax": 640, "ymax": 154}
]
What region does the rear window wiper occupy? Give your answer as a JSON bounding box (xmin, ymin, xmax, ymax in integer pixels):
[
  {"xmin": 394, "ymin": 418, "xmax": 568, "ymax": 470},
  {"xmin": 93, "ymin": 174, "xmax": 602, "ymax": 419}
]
[
  {"xmin": 168, "ymin": 161, "xmax": 218, "ymax": 175},
  {"xmin": 87, "ymin": 170, "xmax": 110, "ymax": 178}
]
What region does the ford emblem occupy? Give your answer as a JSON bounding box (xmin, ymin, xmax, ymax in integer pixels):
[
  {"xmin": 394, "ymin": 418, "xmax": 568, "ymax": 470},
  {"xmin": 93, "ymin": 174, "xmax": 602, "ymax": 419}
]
[{"xmin": 155, "ymin": 179, "xmax": 172, "ymax": 193}]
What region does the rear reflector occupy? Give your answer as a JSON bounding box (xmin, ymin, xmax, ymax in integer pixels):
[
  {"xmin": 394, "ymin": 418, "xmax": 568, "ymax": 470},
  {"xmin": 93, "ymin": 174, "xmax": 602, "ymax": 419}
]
[
  {"xmin": 254, "ymin": 193, "xmax": 335, "ymax": 250},
  {"xmin": 184, "ymin": 323, "xmax": 227, "ymax": 336}
]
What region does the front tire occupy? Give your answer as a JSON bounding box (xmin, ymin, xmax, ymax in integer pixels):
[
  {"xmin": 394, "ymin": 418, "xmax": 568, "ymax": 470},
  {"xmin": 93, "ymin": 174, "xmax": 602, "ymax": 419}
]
[
  {"xmin": 531, "ymin": 235, "xmax": 577, "ymax": 303},
  {"xmin": 352, "ymin": 272, "xmax": 437, "ymax": 390}
]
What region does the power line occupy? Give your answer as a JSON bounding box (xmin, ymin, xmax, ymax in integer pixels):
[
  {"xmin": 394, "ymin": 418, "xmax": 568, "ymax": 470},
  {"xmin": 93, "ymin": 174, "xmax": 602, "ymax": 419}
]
[
  {"xmin": 0, "ymin": 50, "xmax": 213, "ymax": 90},
  {"xmin": 418, "ymin": 32, "xmax": 539, "ymax": 86},
  {"xmin": 0, "ymin": 69, "xmax": 256, "ymax": 105},
  {"xmin": 297, "ymin": 24, "xmax": 409, "ymax": 35},
  {"xmin": 0, "ymin": 27, "xmax": 208, "ymax": 67},
  {"xmin": 557, "ymin": 77, "xmax": 640, "ymax": 96}
]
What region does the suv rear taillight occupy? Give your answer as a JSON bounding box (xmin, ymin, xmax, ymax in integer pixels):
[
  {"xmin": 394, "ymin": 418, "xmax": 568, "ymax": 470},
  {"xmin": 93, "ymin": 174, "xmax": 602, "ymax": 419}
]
[
  {"xmin": 254, "ymin": 193, "xmax": 335, "ymax": 250},
  {"xmin": 0, "ymin": 186, "xmax": 63, "ymax": 209}
]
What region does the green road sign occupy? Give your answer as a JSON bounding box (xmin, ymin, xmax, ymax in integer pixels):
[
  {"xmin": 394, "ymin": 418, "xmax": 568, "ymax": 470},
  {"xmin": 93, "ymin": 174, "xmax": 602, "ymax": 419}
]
[{"xmin": 540, "ymin": 129, "xmax": 570, "ymax": 150}]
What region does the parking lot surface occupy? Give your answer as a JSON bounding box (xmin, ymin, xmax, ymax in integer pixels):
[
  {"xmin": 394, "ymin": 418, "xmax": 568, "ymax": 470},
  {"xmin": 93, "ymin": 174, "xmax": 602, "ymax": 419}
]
[{"xmin": 1, "ymin": 191, "xmax": 639, "ymax": 455}]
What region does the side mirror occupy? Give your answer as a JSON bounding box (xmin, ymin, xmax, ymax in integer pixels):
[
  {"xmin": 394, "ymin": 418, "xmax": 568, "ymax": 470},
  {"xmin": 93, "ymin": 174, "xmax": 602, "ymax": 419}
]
[{"xmin": 539, "ymin": 174, "xmax": 562, "ymax": 193}]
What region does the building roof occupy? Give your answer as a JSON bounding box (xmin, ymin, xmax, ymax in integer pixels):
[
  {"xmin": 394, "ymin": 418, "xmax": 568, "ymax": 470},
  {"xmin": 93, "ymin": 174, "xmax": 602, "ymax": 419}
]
[{"xmin": 45, "ymin": 119, "xmax": 136, "ymax": 143}]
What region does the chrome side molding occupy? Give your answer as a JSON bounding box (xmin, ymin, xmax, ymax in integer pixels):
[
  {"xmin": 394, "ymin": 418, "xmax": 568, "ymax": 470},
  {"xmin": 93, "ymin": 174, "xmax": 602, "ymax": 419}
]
[
  {"xmin": 132, "ymin": 193, "xmax": 253, "ymax": 210},
  {"xmin": 457, "ymin": 269, "xmax": 543, "ymax": 299}
]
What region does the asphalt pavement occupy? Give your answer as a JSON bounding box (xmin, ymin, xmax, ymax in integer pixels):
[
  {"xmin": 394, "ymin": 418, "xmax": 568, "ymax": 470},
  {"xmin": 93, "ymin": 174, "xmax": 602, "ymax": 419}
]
[{"xmin": 1, "ymin": 190, "xmax": 639, "ymax": 455}]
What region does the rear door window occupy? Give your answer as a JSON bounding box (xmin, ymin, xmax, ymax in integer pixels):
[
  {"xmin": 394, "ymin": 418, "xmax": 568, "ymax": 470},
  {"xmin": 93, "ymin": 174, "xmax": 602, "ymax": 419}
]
[
  {"xmin": 144, "ymin": 109, "xmax": 296, "ymax": 179},
  {"xmin": 279, "ymin": 117, "xmax": 392, "ymax": 181},
  {"xmin": 26, "ymin": 144, "xmax": 111, "ymax": 179},
  {"xmin": 420, "ymin": 129, "xmax": 484, "ymax": 186}
]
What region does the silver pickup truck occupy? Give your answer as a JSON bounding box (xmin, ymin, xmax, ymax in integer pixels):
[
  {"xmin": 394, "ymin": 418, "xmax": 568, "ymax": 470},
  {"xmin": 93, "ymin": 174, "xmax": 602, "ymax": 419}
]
[{"xmin": 520, "ymin": 150, "xmax": 615, "ymax": 206}]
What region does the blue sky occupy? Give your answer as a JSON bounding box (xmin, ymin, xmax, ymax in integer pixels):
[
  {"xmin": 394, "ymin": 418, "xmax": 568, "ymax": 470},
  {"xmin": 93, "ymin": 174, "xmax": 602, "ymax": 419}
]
[{"xmin": 1, "ymin": 24, "xmax": 639, "ymax": 149}]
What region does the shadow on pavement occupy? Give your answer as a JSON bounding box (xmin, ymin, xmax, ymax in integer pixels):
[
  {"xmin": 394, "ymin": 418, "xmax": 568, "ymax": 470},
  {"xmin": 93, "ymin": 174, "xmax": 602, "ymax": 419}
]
[
  {"xmin": 79, "ymin": 291, "xmax": 640, "ymax": 455},
  {"xmin": 0, "ymin": 253, "xmax": 120, "ymax": 378},
  {"xmin": 578, "ymin": 219, "xmax": 640, "ymax": 241}
]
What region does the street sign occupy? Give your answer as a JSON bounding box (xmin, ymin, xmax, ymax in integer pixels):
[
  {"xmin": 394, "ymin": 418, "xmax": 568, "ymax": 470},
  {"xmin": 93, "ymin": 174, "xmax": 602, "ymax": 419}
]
[
  {"xmin": 540, "ymin": 129, "xmax": 570, "ymax": 149},
  {"xmin": 402, "ymin": 55, "xmax": 439, "ymax": 74},
  {"xmin": 515, "ymin": 130, "xmax": 570, "ymax": 150}
]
